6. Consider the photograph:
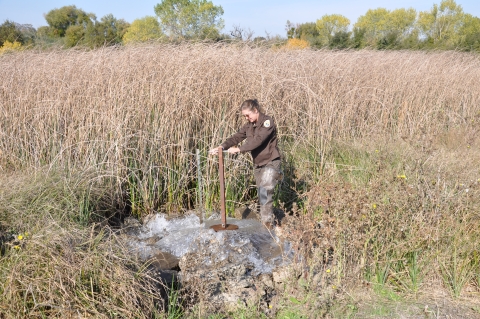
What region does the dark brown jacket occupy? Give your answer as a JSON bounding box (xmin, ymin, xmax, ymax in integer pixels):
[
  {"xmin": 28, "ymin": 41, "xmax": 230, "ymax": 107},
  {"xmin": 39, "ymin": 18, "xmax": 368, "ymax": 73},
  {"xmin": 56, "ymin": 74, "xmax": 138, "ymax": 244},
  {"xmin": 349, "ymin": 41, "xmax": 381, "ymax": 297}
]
[{"xmin": 221, "ymin": 113, "xmax": 280, "ymax": 167}]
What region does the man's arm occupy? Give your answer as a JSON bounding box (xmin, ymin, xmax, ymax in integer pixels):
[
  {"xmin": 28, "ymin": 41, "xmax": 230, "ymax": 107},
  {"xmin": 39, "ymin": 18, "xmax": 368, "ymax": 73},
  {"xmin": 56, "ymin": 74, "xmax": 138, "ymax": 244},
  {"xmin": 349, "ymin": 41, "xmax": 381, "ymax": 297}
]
[{"xmin": 221, "ymin": 124, "xmax": 248, "ymax": 150}]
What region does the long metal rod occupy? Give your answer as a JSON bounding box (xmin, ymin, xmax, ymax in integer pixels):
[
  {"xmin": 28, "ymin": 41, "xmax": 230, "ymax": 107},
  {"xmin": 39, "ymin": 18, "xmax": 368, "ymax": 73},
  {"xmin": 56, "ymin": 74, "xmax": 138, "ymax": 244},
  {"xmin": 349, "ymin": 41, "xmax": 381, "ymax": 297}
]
[
  {"xmin": 218, "ymin": 146, "xmax": 226, "ymax": 228},
  {"xmin": 210, "ymin": 147, "xmax": 238, "ymax": 232},
  {"xmin": 196, "ymin": 149, "xmax": 203, "ymax": 224}
]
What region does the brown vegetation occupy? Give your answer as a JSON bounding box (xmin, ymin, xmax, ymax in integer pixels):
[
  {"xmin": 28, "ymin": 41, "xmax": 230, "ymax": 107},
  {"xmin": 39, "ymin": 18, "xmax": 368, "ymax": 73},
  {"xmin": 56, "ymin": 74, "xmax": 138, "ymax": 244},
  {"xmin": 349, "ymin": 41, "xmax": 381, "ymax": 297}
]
[
  {"xmin": 1, "ymin": 44, "xmax": 480, "ymax": 317},
  {"xmin": 1, "ymin": 44, "xmax": 479, "ymax": 209},
  {"xmin": 1, "ymin": 44, "xmax": 479, "ymax": 168}
]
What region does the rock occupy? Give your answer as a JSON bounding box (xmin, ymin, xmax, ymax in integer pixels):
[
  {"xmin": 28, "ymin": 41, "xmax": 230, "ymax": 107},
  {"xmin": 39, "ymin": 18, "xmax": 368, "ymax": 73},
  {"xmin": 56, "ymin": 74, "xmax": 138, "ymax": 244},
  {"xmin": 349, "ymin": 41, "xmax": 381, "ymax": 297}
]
[
  {"xmin": 144, "ymin": 235, "xmax": 162, "ymax": 245},
  {"xmin": 221, "ymin": 293, "xmax": 240, "ymax": 306},
  {"xmin": 155, "ymin": 269, "xmax": 178, "ymax": 285},
  {"xmin": 221, "ymin": 287, "xmax": 258, "ymax": 312},
  {"xmin": 150, "ymin": 251, "xmax": 179, "ymax": 270},
  {"xmin": 207, "ymin": 212, "xmax": 220, "ymax": 220},
  {"xmin": 122, "ymin": 216, "xmax": 142, "ymax": 235},
  {"xmin": 241, "ymin": 287, "xmax": 259, "ymax": 307},
  {"xmin": 234, "ymin": 205, "xmax": 258, "ymax": 220},
  {"xmin": 233, "ymin": 279, "xmax": 251, "ymax": 289},
  {"xmin": 124, "ymin": 216, "xmax": 142, "ymax": 227},
  {"xmin": 272, "ymin": 266, "xmax": 293, "ymax": 283},
  {"xmin": 312, "ymin": 272, "xmax": 324, "ymax": 288},
  {"xmin": 259, "ymin": 273, "xmax": 274, "ymax": 289},
  {"xmin": 125, "ymin": 212, "xmax": 296, "ymax": 312}
]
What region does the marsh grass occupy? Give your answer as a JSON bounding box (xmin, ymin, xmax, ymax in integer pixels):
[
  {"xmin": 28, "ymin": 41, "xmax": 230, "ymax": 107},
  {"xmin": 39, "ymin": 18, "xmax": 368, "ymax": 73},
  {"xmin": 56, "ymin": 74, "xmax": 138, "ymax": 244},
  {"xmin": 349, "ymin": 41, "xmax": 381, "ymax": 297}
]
[
  {"xmin": 0, "ymin": 170, "xmax": 167, "ymax": 318},
  {"xmin": 1, "ymin": 44, "xmax": 479, "ymax": 212},
  {"xmin": 1, "ymin": 44, "xmax": 480, "ymax": 317}
]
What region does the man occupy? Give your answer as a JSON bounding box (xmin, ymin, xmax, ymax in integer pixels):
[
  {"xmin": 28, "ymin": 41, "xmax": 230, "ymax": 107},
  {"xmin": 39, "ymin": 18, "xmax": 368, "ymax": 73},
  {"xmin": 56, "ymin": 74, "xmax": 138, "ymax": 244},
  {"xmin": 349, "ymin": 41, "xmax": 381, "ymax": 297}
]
[{"xmin": 210, "ymin": 99, "xmax": 281, "ymax": 229}]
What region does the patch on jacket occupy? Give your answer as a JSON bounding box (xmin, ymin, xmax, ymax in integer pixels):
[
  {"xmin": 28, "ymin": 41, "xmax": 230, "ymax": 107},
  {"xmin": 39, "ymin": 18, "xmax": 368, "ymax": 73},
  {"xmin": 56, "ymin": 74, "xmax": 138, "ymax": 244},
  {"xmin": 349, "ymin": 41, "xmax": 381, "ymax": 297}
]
[{"xmin": 263, "ymin": 120, "xmax": 270, "ymax": 128}]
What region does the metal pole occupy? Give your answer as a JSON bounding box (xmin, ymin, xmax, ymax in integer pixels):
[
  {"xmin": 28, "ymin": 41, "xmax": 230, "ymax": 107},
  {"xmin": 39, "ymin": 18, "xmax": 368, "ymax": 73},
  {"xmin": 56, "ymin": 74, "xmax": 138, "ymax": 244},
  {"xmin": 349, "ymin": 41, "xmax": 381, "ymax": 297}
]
[
  {"xmin": 210, "ymin": 147, "xmax": 238, "ymax": 232},
  {"xmin": 218, "ymin": 146, "xmax": 226, "ymax": 228},
  {"xmin": 196, "ymin": 149, "xmax": 204, "ymax": 224}
]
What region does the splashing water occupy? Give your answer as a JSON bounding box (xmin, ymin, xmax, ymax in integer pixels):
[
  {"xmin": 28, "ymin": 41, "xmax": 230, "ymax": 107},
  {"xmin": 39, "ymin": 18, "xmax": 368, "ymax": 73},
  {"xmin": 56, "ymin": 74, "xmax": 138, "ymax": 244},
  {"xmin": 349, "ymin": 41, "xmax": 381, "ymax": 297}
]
[{"xmin": 127, "ymin": 213, "xmax": 293, "ymax": 274}]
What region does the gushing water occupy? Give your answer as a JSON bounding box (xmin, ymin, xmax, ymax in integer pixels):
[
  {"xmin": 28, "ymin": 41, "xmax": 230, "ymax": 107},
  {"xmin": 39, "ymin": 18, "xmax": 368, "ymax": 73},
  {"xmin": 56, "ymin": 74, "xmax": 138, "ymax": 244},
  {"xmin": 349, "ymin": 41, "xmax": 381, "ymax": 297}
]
[{"xmin": 127, "ymin": 213, "xmax": 293, "ymax": 274}]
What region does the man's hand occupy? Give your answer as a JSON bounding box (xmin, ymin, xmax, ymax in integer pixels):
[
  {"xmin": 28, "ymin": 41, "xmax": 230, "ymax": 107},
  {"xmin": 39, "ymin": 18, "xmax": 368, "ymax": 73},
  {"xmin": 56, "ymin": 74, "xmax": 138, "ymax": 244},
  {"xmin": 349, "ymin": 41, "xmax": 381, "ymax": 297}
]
[
  {"xmin": 208, "ymin": 146, "xmax": 222, "ymax": 155},
  {"xmin": 227, "ymin": 147, "xmax": 240, "ymax": 154}
]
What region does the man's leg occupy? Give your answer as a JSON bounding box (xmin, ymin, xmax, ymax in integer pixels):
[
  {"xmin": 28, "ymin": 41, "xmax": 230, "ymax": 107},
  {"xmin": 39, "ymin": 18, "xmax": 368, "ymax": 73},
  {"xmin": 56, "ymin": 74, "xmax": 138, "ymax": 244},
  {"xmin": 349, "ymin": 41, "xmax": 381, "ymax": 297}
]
[{"xmin": 254, "ymin": 160, "xmax": 281, "ymax": 226}]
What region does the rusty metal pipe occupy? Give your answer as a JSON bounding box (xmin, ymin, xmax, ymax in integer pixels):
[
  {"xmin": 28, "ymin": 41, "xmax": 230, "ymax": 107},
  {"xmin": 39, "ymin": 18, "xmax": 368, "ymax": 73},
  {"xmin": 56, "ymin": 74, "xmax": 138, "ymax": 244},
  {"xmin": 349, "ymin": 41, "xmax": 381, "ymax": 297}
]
[
  {"xmin": 210, "ymin": 147, "xmax": 238, "ymax": 232},
  {"xmin": 218, "ymin": 146, "xmax": 226, "ymax": 228}
]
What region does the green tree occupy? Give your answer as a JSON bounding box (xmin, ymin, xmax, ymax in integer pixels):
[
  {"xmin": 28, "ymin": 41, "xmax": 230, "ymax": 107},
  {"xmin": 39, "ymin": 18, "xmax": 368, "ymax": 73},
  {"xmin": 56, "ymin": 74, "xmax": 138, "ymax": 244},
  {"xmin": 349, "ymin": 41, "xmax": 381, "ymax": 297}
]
[
  {"xmin": 95, "ymin": 14, "xmax": 129, "ymax": 45},
  {"xmin": 0, "ymin": 20, "xmax": 24, "ymax": 46},
  {"xmin": 35, "ymin": 25, "xmax": 64, "ymax": 47},
  {"xmin": 64, "ymin": 24, "xmax": 86, "ymax": 47},
  {"xmin": 295, "ymin": 22, "xmax": 318, "ymax": 38},
  {"xmin": 352, "ymin": 27, "xmax": 367, "ymax": 48},
  {"xmin": 63, "ymin": 14, "xmax": 129, "ymax": 48},
  {"xmin": 329, "ymin": 31, "xmax": 351, "ymax": 49},
  {"xmin": 398, "ymin": 28, "xmax": 421, "ymax": 49},
  {"xmin": 123, "ymin": 16, "xmax": 163, "ymax": 44},
  {"xmin": 417, "ymin": 0, "xmax": 464, "ymax": 46},
  {"xmin": 16, "ymin": 23, "xmax": 36, "ymax": 45},
  {"xmin": 354, "ymin": 8, "xmax": 390, "ymax": 46},
  {"xmin": 383, "ymin": 8, "xmax": 418, "ymax": 49},
  {"xmin": 36, "ymin": 26, "xmax": 55, "ymax": 39},
  {"xmin": 44, "ymin": 5, "xmax": 94, "ymax": 37},
  {"xmin": 458, "ymin": 14, "xmax": 480, "ymax": 50},
  {"xmin": 354, "ymin": 8, "xmax": 417, "ymax": 48},
  {"xmin": 376, "ymin": 31, "xmax": 401, "ymax": 49},
  {"xmin": 388, "ymin": 8, "xmax": 417, "ymax": 37},
  {"xmin": 154, "ymin": 0, "xmax": 224, "ymax": 39},
  {"xmin": 291, "ymin": 22, "xmax": 322, "ymax": 47},
  {"xmin": 316, "ymin": 14, "xmax": 350, "ymax": 46},
  {"xmin": 286, "ymin": 20, "xmax": 296, "ymax": 39}
]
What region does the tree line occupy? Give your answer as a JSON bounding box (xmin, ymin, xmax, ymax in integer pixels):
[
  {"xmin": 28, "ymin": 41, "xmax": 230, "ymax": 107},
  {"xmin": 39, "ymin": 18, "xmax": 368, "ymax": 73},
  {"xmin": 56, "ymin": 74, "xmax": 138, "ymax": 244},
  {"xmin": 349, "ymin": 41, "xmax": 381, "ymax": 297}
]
[
  {"xmin": 287, "ymin": 0, "xmax": 480, "ymax": 51},
  {"xmin": 0, "ymin": 0, "xmax": 479, "ymax": 52},
  {"xmin": 0, "ymin": 0, "xmax": 225, "ymax": 50}
]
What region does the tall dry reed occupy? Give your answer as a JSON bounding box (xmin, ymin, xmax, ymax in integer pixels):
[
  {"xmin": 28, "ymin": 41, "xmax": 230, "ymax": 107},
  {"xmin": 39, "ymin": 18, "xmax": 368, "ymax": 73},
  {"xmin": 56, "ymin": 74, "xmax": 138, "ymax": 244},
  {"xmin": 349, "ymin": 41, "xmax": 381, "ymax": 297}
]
[{"xmin": 1, "ymin": 44, "xmax": 479, "ymax": 210}]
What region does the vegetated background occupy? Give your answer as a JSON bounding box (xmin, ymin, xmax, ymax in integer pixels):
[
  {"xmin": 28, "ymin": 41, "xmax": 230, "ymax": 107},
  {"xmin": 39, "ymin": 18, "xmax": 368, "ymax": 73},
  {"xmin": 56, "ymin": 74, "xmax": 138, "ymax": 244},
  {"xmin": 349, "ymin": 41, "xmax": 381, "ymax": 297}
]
[
  {"xmin": 1, "ymin": 0, "xmax": 480, "ymax": 53},
  {"xmin": 0, "ymin": 43, "xmax": 480, "ymax": 318}
]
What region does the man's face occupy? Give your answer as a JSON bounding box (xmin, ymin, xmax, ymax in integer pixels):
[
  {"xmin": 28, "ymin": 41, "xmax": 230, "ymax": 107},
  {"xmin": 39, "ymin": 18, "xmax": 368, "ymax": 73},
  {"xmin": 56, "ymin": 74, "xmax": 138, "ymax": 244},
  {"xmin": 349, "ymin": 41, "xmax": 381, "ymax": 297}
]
[{"xmin": 241, "ymin": 109, "xmax": 259, "ymax": 123}]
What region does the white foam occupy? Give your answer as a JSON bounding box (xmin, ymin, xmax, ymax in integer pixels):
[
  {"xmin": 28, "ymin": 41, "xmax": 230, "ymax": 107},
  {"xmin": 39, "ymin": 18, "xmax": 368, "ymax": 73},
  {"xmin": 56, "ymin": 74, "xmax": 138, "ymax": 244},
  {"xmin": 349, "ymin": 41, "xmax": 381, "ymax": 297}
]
[
  {"xmin": 128, "ymin": 213, "xmax": 293, "ymax": 274},
  {"xmin": 138, "ymin": 214, "xmax": 201, "ymax": 239}
]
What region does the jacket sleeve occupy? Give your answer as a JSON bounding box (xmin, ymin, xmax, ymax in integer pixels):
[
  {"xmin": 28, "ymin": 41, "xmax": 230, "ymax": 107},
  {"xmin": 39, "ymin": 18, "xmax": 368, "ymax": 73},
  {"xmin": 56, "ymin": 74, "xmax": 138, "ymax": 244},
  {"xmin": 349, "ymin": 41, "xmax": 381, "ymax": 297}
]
[
  {"xmin": 221, "ymin": 124, "xmax": 247, "ymax": 150},
  {"xmin": 238, "ymin": 120, "xmax": 275, "ymax": 153}
]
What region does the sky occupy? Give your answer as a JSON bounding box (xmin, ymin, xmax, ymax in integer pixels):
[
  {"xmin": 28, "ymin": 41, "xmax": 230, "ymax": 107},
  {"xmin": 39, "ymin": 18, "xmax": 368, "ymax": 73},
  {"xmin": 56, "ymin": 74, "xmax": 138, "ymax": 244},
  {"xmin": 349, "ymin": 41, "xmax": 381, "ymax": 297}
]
[{"xmin": 0, "ymin": 0, "xmax": 479, "ymax": 37}]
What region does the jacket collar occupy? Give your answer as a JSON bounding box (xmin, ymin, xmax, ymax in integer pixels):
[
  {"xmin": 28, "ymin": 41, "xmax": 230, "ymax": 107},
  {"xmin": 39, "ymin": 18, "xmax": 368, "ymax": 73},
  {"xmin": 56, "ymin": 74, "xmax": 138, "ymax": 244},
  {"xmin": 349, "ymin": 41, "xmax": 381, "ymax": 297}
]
[{"xmin": 254, "ymin": 112, "xmax": 265, "ymax": 127}]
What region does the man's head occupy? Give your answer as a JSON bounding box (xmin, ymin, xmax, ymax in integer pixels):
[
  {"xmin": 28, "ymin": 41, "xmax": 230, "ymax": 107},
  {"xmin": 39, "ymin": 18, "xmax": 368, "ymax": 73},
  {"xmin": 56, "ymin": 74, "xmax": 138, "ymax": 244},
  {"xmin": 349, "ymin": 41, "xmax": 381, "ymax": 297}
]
[{"xmin": 240, "ymin": 99, "xmax": 261, "ymax": 123}]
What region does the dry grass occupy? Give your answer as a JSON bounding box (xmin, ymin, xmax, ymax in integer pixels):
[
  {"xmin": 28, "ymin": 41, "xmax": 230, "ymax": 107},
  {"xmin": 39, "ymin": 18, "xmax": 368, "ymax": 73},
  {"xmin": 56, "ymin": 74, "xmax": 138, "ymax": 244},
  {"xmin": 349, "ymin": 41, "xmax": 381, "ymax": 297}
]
[
  {"xmin": 2, "ymin": 44, "xmax": 479, "ymax": 148},
  {"xmin": 0, "ymin": 170, "xmax": 165, "ymax": 318},
  {"xmin": 1, "ymin": 225, "xmax": 163, "ymax": 318},
  {"xmin": 1, "ymin": 44, "xmax": 480, "ymax": 317},
  {"xmin": 1, "ymin": 43, "xmax": 479, "ymax": 211},
  {"xmin": 267, "ymin": 130, "xmax": 480, "ymax": 318}
]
